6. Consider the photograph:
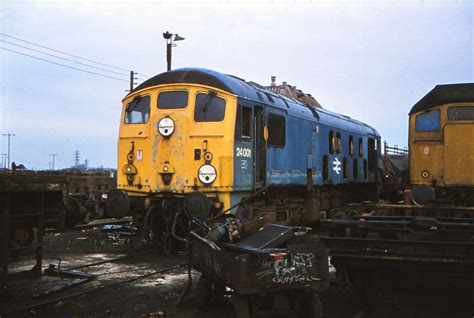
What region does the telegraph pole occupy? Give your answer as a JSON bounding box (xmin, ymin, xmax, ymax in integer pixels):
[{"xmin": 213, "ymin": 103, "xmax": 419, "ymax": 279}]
[
  {"xmin": 49, "ymin": 153, "xmax": 59, "ymax": 170},
  {"xmin": 129, "ymin": 70, "xmax": 137, "ymax": 91},
  {"xmin": 2, "ymin": 133, "xmax": 15, "ymax": 170}
]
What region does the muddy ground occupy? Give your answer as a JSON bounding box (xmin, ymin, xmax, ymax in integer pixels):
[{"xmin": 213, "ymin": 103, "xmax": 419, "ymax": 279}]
[{"xmin": 0, "ymin": 225, "xmax": 472, "ymax": 318}]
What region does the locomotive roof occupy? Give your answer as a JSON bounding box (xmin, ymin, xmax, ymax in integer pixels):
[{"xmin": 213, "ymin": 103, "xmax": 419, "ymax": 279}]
[
  {"xmin": 131, "ymin": 68, "xmax": 379, "ymax": 136},
  {"xmin": 131, "ymin": 68, "xmax": 267, "ymax": 100},
  {"xmin": 409, "ymin": 83, "xmax": 474, "ymax": 114}
]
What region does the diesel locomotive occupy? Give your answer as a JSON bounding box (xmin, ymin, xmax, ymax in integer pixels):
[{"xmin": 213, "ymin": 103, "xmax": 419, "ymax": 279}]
[
  {"xmin": 409, "ymin": 83, "xmax": 474, "ymax": 206},
  {"xmin": 106, "ymin": 68, "xmax": 381, "ymax": 246}
]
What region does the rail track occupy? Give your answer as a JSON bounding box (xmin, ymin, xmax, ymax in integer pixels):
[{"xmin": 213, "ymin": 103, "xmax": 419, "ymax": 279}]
[{"xmin": 1, "ymin": 251, "xmax": 187, "ymax": 317}]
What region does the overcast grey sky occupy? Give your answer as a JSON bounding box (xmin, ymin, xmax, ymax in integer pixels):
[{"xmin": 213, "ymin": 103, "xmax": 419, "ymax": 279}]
[{"xmin": 1, "ymin": 0, "xmax": 472, "ymax": 170}]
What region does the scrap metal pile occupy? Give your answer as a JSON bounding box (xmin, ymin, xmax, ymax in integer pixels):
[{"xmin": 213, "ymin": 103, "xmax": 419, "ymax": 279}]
[{"xmin": 179, "ymin": 212, "xmax": 329, "ymax": 318}]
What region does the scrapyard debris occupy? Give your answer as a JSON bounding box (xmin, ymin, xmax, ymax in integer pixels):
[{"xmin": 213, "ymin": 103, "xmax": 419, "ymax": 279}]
[
  {"xmin": 102, "ymin": 224, "xmax": 137, "ymax": 236},
  {"xmin": 53, "ymin": 300, "xmax": 64, "ymax": 308},
  {"xmin": 237, "ymin": 223, "xmax": 295, "ymax": 249},
  {"xmin": 179, "ymin": 219, "xmax": 329, "ymax": 317},
  {"xmin": 33, "ymin": 264, "xmax": 95, "ymax": 298},
  {"xmin": 147, "ymin": 310, "xmax": 166, "ymax": 317},
  {"xmin": 206, "ymin": 217, "xmax": 243, "ymax": 243}
]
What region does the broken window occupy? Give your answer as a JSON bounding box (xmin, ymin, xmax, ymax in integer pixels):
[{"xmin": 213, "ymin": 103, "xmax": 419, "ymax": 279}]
[{"xmin": 125, "ymin": 96, "xmax": 150, "ymax": 124}]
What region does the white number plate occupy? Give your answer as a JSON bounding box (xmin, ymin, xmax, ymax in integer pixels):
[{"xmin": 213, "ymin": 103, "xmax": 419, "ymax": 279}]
[{"xmin": 236, "ymin": 147, "xmax": 252, "ymax": 158}]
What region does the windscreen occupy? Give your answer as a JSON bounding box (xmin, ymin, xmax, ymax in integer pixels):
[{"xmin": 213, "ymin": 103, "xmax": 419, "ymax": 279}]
[
  {"xmin": 125, "ymin": 96, "xmax": 150, "ymax": 124},
  {"xmin": 194, "ymin": 93, "xmax": 226, "ymax": 122}
]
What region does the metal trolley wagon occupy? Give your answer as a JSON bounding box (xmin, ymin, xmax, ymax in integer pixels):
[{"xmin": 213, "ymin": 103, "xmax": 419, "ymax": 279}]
[{"xmin": 187, "ymin": 224, "xmax": 329, "ymax": 318}]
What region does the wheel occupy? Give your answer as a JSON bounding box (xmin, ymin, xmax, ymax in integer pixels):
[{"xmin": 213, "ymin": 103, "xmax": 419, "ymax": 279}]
[
  {"xmin": 195, "ymin": 275, "xmax": 212, "ymax": 308},
  {"xmin": 297, "ymin": 290, "xmax": 322, "ymax": 318},
  {"xmin": 230, "ymin": 294, "xmax": 250, "ymax": 318}
]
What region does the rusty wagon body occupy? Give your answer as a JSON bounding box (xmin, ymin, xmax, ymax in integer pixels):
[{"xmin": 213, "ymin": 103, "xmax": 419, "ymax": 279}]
[{"xmin": 188, "ymin": 227, "xmax": 329, "ymax": 318}]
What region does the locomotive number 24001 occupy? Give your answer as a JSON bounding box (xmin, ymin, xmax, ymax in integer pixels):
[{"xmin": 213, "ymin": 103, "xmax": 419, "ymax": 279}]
[{"xmin": 236, "ymin": 147, "xmax": 252, "ymax": 158}]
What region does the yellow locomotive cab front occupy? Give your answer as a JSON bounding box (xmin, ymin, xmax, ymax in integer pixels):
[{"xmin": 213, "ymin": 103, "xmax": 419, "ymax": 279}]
[
  {"xmin": 409, "ymin": 83, "xmax": 474, "ymax": 205},
  {"xmin": 115, "ymin": 84, "xmax": 237, "ymax": 216}
]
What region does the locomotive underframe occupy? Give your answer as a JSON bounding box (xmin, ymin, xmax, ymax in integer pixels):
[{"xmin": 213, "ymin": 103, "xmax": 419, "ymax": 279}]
[
  {"xmin": 433, "ymin": 186, "xmax": 474, "ymax": 206},
  {"xmin": 246, "ymin": 183, "xmax": 379, "ymax": 226},
  {"xmin": 128, "ymin": 192, "xmax": 222, "ymax": 252},
  {"xmin": 125, "ymin": 181, "xmax": 379, "ymax": 251},
  {"xmin": 320, "ymin": 202, "xmax": 474, "ymax": 307}
]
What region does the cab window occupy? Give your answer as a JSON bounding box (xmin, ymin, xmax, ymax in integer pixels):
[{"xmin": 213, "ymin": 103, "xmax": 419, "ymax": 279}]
[
  {"xmin": 415, "ymin": 110, "xmax": 440, "ymax": 132},
  {"xmin": 125, "ymin": 96, "xmax": 150, "ymax": 124},
  {"xmin": 157, "ymin": 91, "xmax": 188, "ymax": 109},
  {"xmin": 447, "ymin": 106, "xmax": 474, "ymax": 120},
  {"xmin": 194, "ymin": 92, "xmax": 226, "ymax": 122},
  {"xmin": 235, "ymin": 106, "xmax": 252, "ymax": 141},
  {"xmin": 267, "ymin": 113, "xmax": 285, "ymax": 147},
  {"xmin": 241, "ymin": 107, "xmax": 252, "ymax": 139}
]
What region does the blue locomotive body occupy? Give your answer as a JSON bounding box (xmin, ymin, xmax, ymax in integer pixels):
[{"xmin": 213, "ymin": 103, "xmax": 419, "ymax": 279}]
[{"xmin": 110, "ymin": 67, "xmax": 381, "ymax": 227}]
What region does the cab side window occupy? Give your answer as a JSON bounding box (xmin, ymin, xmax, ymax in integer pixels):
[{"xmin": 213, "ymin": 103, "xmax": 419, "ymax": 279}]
[
  {"xmin": 267, "ymin": 113, "xmax": 285, "ymax": 147},
  {"xmin": 241, "ymin": 107, "xmax": 252, "ymax": 139},
  {"xmin": 235, "ymin": 106, "xmax": 252, "ymax": 141}
]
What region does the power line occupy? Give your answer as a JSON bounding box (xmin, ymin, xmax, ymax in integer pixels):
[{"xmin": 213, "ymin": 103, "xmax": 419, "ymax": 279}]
[
  {"xmin": 0, "ymin": 32, "xmax": 130, "ymax": 73},
  {"xmin": 1, "ymin": 47, "xmax": 128, "ymax": 82},
  {"xmin": 136, "ymin": 72, "xmax": 151, "ymax": 78},
  {"xmin": 1, "ymin": 39, "xmax": 129, "ymax": 77}
]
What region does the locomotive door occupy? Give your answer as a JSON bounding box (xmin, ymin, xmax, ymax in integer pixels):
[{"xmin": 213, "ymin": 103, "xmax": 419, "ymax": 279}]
[
  {"xmin": 444, "ymin": 123, "xmax": 474, "ymax": 185},
  {"xmin": 234, "ymin": 102, "xmax": 265, "ymax": 190},
  {"xmin": 254, "ymin": 106, "xmax": 266, "ymax": 189}
]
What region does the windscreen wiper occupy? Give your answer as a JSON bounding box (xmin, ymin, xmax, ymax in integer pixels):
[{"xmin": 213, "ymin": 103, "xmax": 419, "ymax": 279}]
[
  {"xmin": 126, "ymin": 96, "xmax": 142, "ymax": 113},
  {"xmin": 201, "ymin": 90, "xmax": 217, "ymax": 116}
]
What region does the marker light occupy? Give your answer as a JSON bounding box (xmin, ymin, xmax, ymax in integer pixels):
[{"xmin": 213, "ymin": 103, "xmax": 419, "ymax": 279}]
[
  {"xmin": 198, "ymin": 164, "xmax": 217, "ymax": 184},
  {"xmin": 158, "ymin": 117, "xmax": 175, "ymax": 137}
]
